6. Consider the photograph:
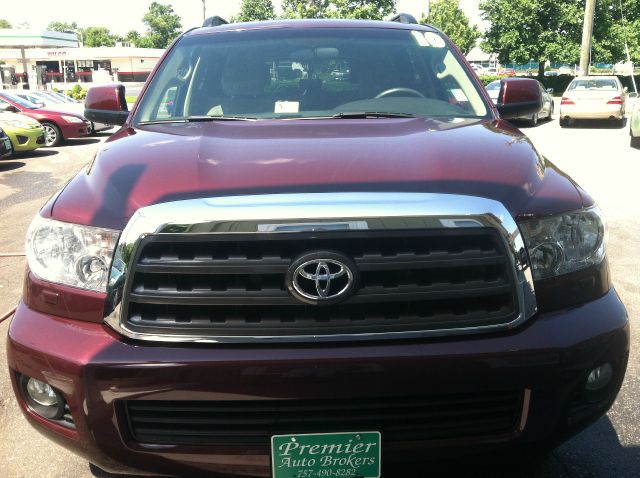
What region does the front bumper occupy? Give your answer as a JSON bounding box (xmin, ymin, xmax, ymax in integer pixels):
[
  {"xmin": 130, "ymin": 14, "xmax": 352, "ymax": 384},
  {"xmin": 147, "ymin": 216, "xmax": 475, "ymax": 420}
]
[
  {"xmin": 7, "ymin": 289, "xmax": 629, "ymax": 477},
  {"xmin": 5, "ymin": 127, "xmax": 44, "ymax": 152},
  {"xmin": 59, "ymin": 121, "xmax": 90, "ymax": 139}
]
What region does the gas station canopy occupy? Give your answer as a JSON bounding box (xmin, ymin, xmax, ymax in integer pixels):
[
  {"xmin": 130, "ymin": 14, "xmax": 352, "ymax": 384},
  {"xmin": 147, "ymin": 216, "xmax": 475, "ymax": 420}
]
[{"xmin": 0, "ymin": 29, "xmax": 78, "ymax": 48}]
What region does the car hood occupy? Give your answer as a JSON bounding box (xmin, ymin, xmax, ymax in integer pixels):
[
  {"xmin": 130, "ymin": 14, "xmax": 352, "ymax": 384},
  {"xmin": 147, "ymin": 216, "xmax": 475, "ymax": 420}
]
[
  {"xmin": 50, "ymin": 117, "xmax": 588, "ymax": 230},
  {"xmin": 0, "ymin": 111, "xmax": 41, "ymax": 126}
]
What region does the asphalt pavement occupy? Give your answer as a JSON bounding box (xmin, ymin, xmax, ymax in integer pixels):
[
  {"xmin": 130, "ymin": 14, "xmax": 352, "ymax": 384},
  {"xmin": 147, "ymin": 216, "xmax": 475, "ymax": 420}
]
[{"xmin": 0, "ymin": 107, "xmax": 638, "ymax": 477}]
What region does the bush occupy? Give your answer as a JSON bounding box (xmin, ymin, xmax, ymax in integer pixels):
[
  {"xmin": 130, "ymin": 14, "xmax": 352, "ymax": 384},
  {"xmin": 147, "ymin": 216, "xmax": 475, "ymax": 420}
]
[
  {"xmin": 67, "ymin": 84, "xmax": 88, "ymax": 100},
  {"xmin": 478, "ymin": 75, "xmax": 501, "ymax": 85}
]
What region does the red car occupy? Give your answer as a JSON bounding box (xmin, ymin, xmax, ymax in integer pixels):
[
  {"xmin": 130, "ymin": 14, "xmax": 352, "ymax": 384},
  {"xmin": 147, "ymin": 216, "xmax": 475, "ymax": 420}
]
[
  {"xmin": 0, "ymin": 91, "xmax": 90, "ymax": 147},
  {"xmin": 499, "ymin": 68, "xmax": 517, "ymax": 77},
  {"xmin": 8, "ymin": 16, "xmax": 628, "ymax": 478}
]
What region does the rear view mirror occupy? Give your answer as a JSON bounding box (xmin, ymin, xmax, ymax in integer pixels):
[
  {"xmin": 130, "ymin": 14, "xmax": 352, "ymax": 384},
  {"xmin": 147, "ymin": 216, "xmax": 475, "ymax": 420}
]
[
  {"xmin": 84, "ymin": 83, "xmax": 129, "ymax": 126},
  {"xmin": 496, "ymin": 78, "xmax": 543, "ymax": 119}
]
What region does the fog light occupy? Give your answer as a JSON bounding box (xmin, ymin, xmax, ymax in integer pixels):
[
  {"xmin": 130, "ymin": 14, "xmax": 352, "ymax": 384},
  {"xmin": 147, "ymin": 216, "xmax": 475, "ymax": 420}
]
[
  {"xmin": 26, "ymin": 378, "xmax": 59, "ymax": 407},
  {"xmin": 19, "ymin": 375, "xmax": 65, "ymax": 419},
  {"xmin": 586, "ymin": 363, "xmax": 613, "ymax": 391}
]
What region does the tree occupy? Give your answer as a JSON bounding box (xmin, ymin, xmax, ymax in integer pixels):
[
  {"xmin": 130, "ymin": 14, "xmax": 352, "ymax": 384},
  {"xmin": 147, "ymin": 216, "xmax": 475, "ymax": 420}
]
[
  {"xmin": 46, "ymin": 21, "xmax": 80, "ymax": 32},
  {"xmin": 123, "ymin": 30, "xmax": 142, "ymax": 46},
  {"xmin": 282, "ymin": 0, "xmax": 396, "ymax": 20},
  {"xmin": 234, "ymin": 0, "xmax": 276, "ymax": 22},
  {"xmin": 591, "ymin": 0, "xmax": 640, "ymax": 63},
  {"xmin": 140, "ymin": 2, "xmax": 182, "ymax": 49},
  {"xmin": 421, "ymin": 0, "xmax": 480, "ymax": 55},
  {"xmin": 0, "ymin": 19, "xmax": 12, "ymax": 28},
  {"xmin": 83, "ymin": 27, "xmax": 117, "ymax": 47},
  {"xmin": 480, "ymin": 0, "xmax": 582, "ymax": 76}
]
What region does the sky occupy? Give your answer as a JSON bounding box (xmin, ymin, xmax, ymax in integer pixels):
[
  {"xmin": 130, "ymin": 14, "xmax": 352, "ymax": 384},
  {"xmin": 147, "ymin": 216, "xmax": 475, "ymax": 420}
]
[{"xmin": 2, "ymin": 1, "xmax": 483, "ymax": 36}]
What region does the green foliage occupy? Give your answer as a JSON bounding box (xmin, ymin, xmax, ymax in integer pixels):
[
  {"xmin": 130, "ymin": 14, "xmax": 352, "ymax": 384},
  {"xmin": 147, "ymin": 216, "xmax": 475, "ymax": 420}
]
[
  {"xmin": 281, "ymin": 0, "xmax": 396, "ymax": 20},
  {"xmin": 421, "ymin": 0, "xmax": 480, "ymax": 55},
  {"xmin": 83, "ymin": 26, "xmax": 118, "ymax": 47},
  {"xmin": 123, "ymin": 30, "xmax": 142, "ymax": 46},
  {"xmin": 234, "ymin": 0, "xmax": 276, "ymax": 22},
  {"xmin": 46, "ymin": 21, "xmax": 79, "ymax": 32},
  {"xmin": 0, "ymin": 19, "xmax": 12, "ymax": 28},
  {"xmin": 480, "ymin": 0, "xmax": 582, "ymax": 70},
  {"xmin": 480, "ymin": 0, "xmax": 640, "ymax": 66},
  {"xmin": 68, "ymin": 84, "xmax": 87, "ymax": 100},
  {"xmin": 478, "ymin": 75, "xmax": 501, "ymax": 85},
  {"xmin": 140, "ymin": 2, "xmax": 183, "ymax": 49}
]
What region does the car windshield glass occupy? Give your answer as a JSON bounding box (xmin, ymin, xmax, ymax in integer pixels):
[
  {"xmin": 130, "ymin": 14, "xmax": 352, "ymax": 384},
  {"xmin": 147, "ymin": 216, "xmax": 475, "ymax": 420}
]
[
  {"xmin": 38, "ymin": 93, "xmax": 64, "ymax": 104},
  {"xmin": 568, "ymin": 79, "xmax": 618, "ymax": 91},
  {"xmin": 135, "ymin": 27, "xmax": 490, "ymax": 123},
  {"xmin": 0, "ymin": 92, "xmax": 39, "ymax": 109}
]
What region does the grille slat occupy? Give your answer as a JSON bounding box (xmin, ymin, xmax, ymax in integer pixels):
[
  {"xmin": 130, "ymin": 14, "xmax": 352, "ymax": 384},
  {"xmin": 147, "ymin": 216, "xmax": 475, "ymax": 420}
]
[
  {"xmin": 122, "ymin": 229, "xmax": 520, "ymax": 339},
  {"xmin": 124, "ymin": 391, "xmax": 522, "ymax": 445}
]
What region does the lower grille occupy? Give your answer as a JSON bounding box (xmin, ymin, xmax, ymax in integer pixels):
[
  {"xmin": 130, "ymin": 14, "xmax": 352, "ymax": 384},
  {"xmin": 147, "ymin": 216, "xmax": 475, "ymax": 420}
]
[{"xmin": 123, "ymin": 390, "xmax": 523, "ymax": 445}]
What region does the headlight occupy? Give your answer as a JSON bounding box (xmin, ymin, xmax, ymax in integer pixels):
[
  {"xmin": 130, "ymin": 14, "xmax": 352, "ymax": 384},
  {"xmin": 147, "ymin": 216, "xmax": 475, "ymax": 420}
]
[
  {"xmin": 26, "ymin": 215, "xmax": 120, "ymax": 292},
  {"xmin": 519, "ymin": 207, "xmax": 605, "ymax": 280},
  {"xmin": 61, "ymin": 115, "xmax": 84, "ymax": 123},
  {"xmin": 1, "ymin": 119, "xmax": 32, "ymax": 129}
]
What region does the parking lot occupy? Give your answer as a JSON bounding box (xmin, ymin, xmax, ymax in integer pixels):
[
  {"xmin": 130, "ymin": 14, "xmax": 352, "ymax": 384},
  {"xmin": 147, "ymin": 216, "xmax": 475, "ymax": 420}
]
[{"xmin": 0, "ymin": 104, "xmax": 638, "ymax": 477}]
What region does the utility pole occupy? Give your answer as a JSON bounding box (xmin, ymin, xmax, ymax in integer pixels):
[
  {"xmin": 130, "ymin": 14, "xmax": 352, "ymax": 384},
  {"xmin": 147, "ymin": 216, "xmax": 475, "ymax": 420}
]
[
  {"xmin": 579, "ymin": 0, "xmax": 596, "ymax": 77},
  {"xmin": 202, "ymin": 0, "xmax": 206, "ymax": 22}
]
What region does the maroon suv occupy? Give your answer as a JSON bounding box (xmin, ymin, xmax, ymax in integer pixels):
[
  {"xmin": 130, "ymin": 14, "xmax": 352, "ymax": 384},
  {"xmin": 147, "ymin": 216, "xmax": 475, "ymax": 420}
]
[{"xmin": 7, "ymin": 18, "xmax": 629, "ymax": 478}]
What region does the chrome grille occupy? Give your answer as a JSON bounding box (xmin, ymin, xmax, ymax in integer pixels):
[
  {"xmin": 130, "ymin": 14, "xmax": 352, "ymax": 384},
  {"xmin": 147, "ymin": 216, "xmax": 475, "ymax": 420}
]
[{"xmin": 121, "ymin": 229, "xmax": 519, "ymax": 337}]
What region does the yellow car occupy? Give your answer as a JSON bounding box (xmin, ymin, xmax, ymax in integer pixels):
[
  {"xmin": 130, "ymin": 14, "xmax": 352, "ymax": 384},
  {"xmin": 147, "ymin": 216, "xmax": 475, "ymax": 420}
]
[{"xmin": 0, "ymin": 111, "xmax": 45, "ymax": 152}]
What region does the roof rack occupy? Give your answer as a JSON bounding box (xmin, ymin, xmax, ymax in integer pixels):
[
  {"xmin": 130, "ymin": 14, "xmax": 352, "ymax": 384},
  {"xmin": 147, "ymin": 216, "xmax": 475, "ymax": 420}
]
[
  {"xmin": 202, "ymin": 16, "xmax": 229, "ymax": 27},
  {"xmin": 389, "ymin": 13, "xmax": 418, "ymax": 25}
]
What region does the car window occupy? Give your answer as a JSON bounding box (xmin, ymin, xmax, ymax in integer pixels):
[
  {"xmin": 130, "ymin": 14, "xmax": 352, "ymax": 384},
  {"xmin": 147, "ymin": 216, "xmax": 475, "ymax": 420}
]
[
  {"xmin": 568, "ymin": 79, "xmax": 619, "ymax": 91},
  {"xmin": 135, "ymin": 28, "xmax": 490, "ymax": 123},
  {"xmin": 0, "ymin": 93, "xmax": 39, "ymax": 109},
  {"xmin": 486, "ymin": 81, "xmax": 501, "ymax": 91}
]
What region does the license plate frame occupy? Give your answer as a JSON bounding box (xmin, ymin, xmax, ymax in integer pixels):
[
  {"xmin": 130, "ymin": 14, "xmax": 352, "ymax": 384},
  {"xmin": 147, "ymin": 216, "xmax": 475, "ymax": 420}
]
[{"xmin": 271, "ymin": 431, "xmax": 381, "ymax": 478}]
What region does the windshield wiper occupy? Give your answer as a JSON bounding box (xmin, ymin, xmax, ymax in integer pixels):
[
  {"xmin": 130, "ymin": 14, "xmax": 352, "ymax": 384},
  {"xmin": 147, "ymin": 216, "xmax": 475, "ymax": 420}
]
[
  {"xmin": 139, "ymin": 115, "xmax": 257, "ymax": 125},
  {"xmin": 331, "ymin": 112, "xmax": 417, "ymax": 119}
]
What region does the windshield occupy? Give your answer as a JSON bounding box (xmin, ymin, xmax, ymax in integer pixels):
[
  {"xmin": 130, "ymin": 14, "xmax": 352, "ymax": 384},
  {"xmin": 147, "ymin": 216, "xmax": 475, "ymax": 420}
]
[
  {"xmin": 135, "ymin": 27, "xmax": 490, "ymax": 123},
  {"xmin": 568, "ymin": 79, "xmax": 619, "ymax": 91},
  {"xmin": 0, "ymin": 92, "xmax": 39, "ymax": 109}
]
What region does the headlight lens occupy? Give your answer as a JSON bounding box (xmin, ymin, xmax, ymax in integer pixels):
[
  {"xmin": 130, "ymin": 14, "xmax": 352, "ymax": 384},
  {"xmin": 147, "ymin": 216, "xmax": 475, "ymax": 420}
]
[
  {"xmin": 61, "ymin": 115, "xmax": 83, "ymax": 123},
  {"xmin": 1, "ymin": 119, "xmax": 32, "ymax": 129},
  {"xmin": 26, "ymin": 215, "xmax": 120, "ymax": 292},
  {"xmin": 519, "ymin": 207, "xmax": 605, "ymax": 280}
]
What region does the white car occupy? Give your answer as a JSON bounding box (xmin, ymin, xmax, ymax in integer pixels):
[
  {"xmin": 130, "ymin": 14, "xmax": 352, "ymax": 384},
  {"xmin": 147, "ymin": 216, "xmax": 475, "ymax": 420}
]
[
  {"xmin": 560, "ymin": 76, "xmax": 626, "ymax": 127},
  {"xmin": 12, "ymin": 91, "xmax": 111, "ymax": 133}
]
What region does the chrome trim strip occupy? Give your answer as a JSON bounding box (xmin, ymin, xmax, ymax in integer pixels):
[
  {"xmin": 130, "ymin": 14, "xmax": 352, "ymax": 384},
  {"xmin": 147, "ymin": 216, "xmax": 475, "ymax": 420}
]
[
  {"xmin": 105, "ymin": 192, "xmax": 537, "ymax": 343},
  {"xmin": 518, "ymin": 389, "xmax": 532, "ymax": 432}
]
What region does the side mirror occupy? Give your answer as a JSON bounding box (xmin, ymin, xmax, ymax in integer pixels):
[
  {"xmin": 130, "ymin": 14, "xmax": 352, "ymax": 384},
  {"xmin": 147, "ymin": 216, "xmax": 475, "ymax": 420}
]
[
  {"xmin": 84, "ymin": 83, "xmax": 129, "ymax": 126},
  {"xmin": 623, "ymin": 87, "xmax": 629, "ymax": 94},
  {"xmin": 629, "ymin": 92, "xmax": 638, "ymax": 98},
  {"xmin": 496, "ymin": 78, "xmax": 543, "ymax": 119},
  {"xmin": 3, "ymin": 105, "xmax": 20, "ymax": 113},
  {"xmin": 546, "ymin": 88, "xmax": 554, "ymax": 94}
]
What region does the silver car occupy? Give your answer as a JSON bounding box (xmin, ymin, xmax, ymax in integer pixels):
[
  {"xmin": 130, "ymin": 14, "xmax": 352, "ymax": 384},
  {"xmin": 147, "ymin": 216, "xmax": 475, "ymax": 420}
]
[{"xmin": 560, "ymin": 76, "xmax": 626, "ymax": 127}]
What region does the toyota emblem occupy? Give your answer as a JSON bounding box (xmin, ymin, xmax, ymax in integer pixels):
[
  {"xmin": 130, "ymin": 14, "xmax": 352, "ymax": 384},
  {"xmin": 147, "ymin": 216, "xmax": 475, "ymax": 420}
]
[{"xmin": 287, "ymin": 252, "xmax": 359, "ymax": 305}]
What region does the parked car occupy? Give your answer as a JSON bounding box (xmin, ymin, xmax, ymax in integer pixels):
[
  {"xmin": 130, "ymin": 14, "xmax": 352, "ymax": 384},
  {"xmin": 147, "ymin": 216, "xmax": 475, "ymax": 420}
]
[
  {"xmin": 486, "ymin": 79, "xmax": 553, "ymax": 125},
  {"xmin": 544, "ymin": 71, "xmax": 559, "ymax": 77},
  {"xmin": 12, "ymin": 91, "xmax": 110, "ymax": 134},
  {"xmin": 0, "ymin": 91, "xmax": 90, "ymax": 146},
  {"xmin": 49, "ymin": 91, "xmax": 82, "ymax": 104},
  {"xmin": 485, "ymin": 67, "xmax": 498, "ymax": 75},
  {"xmin": 0, "ymin": 126, "xmax": 12, "ymax": 159},
  {"xmin": 471, "ymin": 64, "xmax": 486, "ymax": 75},
  {"xmin": 560, "ymin": 76, "xmax": 626, "ymax": 127},
  {"xmin": 9, "ymin": 17, "xmax": 628, "ymax": 478},
  {"xmin": 0, "ymin": 110, "xmax": 45, "ymax": 153},
  {"xmin": 630, "ymin": 95, "xmax": 640, "ymax": 147},
  {"xmin": 498, "ymin": 68, "xmax": 516, "ymax": 77}
]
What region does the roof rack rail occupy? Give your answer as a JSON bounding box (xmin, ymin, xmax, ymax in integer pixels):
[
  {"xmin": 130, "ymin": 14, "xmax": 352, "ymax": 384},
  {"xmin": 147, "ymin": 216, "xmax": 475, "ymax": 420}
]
[
  {"xmin": 202, "ymin": 16, "xmax": 229, "ymax": 27},
  {"xmin": 389, "ymin": 13, "xmax": 418, "ymax": 24}
]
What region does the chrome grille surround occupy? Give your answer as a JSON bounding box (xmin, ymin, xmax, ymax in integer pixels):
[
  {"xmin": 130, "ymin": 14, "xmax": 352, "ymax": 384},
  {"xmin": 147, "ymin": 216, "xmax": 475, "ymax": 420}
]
[{"xmin": 104, "ymin": 192, "xmax": 537, "ymax": 343}]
